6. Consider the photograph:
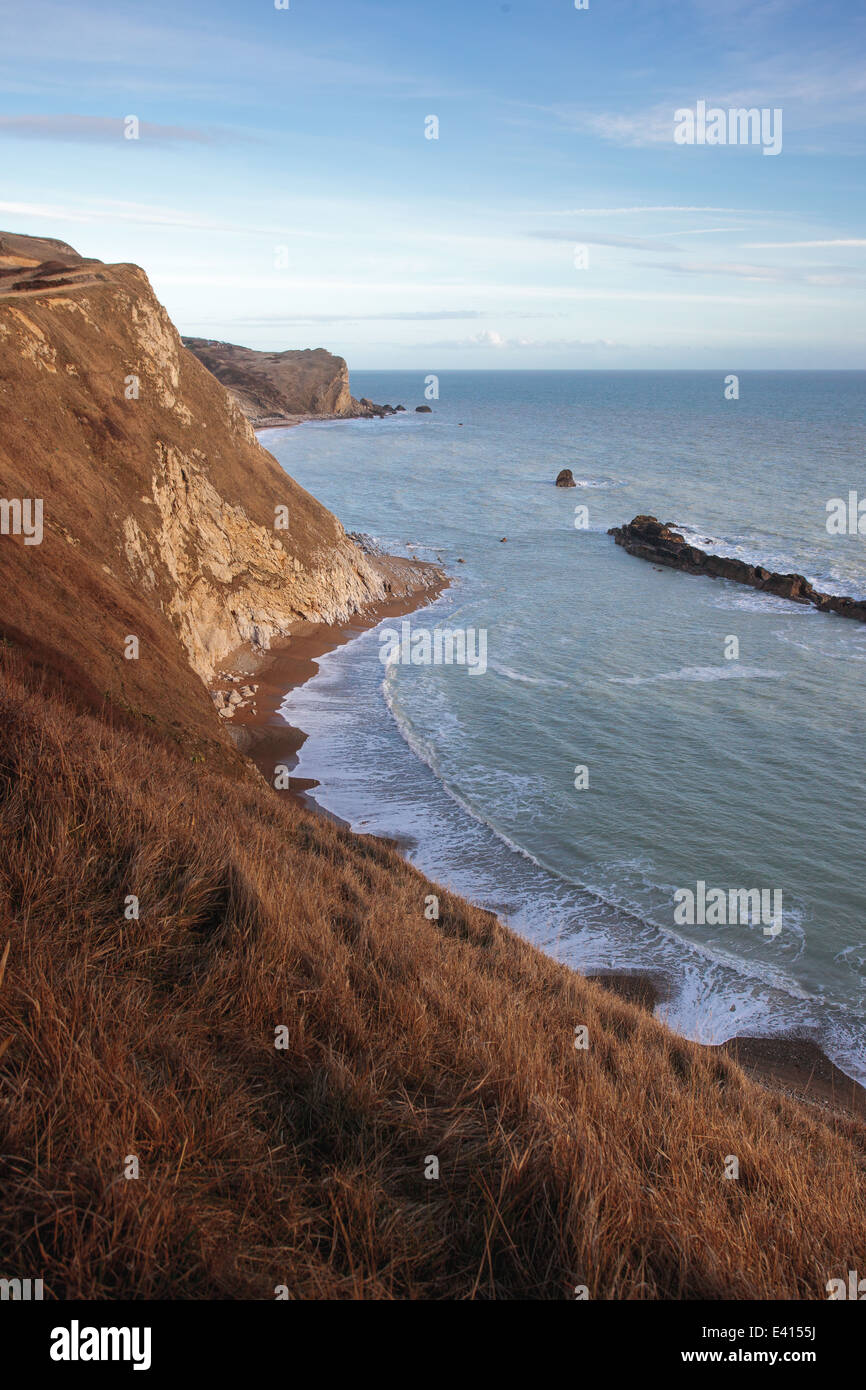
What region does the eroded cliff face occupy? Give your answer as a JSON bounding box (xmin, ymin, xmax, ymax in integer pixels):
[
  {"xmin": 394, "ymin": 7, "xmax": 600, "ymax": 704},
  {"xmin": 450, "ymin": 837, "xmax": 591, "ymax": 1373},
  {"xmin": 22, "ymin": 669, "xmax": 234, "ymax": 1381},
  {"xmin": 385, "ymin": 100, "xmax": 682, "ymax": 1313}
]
[
  {"xmin": 0, "ymin": 233, "xmax": 439, "ymax": 764},
  {"xmin": 181, "ymin": 338, "xmax": 360, "ymax": 424}
]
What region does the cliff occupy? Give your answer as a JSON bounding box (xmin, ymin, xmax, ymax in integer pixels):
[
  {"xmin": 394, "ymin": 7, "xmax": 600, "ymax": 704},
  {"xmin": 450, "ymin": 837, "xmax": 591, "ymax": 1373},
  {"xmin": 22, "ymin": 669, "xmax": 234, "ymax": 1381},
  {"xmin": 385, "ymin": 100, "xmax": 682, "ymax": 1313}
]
[
  {"xmin": 181, "ymin": 337, "xmax": 399, "ymax": 426},
  {"xmin": 0, "ymin": 232, "xmax": 439, "ymax": 768}
]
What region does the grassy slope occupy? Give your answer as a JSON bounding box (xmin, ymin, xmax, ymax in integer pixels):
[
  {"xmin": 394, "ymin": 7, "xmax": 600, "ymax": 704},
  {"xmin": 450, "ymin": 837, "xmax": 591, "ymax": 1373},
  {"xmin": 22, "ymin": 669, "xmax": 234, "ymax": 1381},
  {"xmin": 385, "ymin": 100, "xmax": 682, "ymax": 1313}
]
[{"xmin": 1, "ymin": 645, "xmax": 864, "ymax": 1300}]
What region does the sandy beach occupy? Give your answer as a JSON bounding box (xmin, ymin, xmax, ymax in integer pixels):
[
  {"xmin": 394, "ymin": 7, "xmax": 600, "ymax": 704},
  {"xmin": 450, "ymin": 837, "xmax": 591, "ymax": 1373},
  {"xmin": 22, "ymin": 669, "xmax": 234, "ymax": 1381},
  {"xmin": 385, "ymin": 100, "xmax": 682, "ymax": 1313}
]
[{"xmin": 217, "ymin": 575, "xmax": 448, "ymax": 832}]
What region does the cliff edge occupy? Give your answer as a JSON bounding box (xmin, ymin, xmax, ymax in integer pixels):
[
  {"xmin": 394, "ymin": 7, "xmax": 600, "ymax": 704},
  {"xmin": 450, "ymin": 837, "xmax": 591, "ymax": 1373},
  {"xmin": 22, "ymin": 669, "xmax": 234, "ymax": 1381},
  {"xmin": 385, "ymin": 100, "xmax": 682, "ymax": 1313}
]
[
  {"xmin": 181, "ymin": 337, "xmax": 399, "ymax": 426},
  {"xmin": 0, "ymin": 232, "xmax": 439, "ymax": 767}
]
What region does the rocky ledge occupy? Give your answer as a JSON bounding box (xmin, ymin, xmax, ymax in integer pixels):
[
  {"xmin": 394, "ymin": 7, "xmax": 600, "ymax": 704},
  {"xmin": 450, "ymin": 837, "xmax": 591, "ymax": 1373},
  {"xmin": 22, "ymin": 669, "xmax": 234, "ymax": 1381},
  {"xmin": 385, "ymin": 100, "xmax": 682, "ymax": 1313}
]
[{"xmin": 609, "ymin": 515, "xmax": 866, "ymax": 623}]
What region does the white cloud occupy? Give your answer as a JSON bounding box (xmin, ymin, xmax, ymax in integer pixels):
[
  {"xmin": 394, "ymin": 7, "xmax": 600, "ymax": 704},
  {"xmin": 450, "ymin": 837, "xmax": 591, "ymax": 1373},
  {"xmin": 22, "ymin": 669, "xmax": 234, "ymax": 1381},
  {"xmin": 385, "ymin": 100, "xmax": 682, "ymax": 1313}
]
[
  {"xmin": 531, "ymin": 206, "xmax": 769, "ymax": 216},
  {"xmin": 559, "ymin": 105, "xmax": 675, "ymax": 149},
  {"xmin": 742, "ymin": 239, "xmax": 866, "ymax": 248},
  {"xmin": 469, "ymin": 330, "xmax": 508, "ymax": 347},
  {"xmin": 201, "ymin": 310, "xmax": 547, "ymax": 326},
  {"xmin": 642, "ymin": 259, "xmax": 864, "ymax": 286},
  {"xmin": 428, "ymin": 331, "xmax": 624, "ymax": 350},
  {"xmin": 0, "ymin": 197, "xmax": 263, "ymax": 232}
]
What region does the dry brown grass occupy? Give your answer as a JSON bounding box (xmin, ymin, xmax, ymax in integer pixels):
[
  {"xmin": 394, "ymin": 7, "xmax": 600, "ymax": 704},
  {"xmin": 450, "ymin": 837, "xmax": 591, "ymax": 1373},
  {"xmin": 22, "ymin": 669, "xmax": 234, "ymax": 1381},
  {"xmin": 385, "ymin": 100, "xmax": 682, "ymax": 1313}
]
[{"xmin": 1, "ymin": 645, "xmax": 865, "ymax": 1300}]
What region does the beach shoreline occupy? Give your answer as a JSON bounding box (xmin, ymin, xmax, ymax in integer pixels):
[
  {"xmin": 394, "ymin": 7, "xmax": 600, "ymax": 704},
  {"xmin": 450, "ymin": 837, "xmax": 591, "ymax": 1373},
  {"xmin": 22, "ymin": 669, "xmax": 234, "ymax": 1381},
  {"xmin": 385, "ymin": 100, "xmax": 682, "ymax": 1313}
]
[
  {"xmin": 253, "ymin": 413, "xmax": 350, "ymax": 432},
  {"xmin": 254, "ymin": 409, "xmax": 406, "ymax": 432},
  {"xmin": 213, "ymin": 579, "xmax": 866, "ymax": 1123},
  {"xmin": 217, "ymin": 571, "xmax": 448, "ymax": 833}
]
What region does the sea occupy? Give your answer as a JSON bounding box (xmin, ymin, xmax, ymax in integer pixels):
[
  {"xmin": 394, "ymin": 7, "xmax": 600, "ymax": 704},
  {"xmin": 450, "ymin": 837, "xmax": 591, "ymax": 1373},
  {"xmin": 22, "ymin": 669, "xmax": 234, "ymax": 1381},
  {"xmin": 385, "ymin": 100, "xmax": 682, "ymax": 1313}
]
[{"xmin": 262, "ymin": 370, "xmax": 866, "ymax": 1083}]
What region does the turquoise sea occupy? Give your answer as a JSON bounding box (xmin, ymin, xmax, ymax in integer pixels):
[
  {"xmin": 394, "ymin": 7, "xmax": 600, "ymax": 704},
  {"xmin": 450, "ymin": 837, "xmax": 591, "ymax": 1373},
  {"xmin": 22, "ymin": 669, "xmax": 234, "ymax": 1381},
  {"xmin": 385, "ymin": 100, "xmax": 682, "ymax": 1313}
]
[{"xmin": 263, "ymin": 371, "xmax": 866, "ymax": 1081}]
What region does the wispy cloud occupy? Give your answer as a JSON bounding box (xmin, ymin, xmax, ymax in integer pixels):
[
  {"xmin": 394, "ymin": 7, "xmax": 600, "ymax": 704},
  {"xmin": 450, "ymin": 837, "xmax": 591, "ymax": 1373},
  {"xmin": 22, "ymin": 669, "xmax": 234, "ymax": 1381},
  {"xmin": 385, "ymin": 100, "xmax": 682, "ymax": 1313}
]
[
  {"xmin": 197, "ymin": 310, "xmax": 559, "ymax": 326},
  {"xmin": 0, "ymin": 197, "xmax": 323, "ymax": 238},
  {"xmin": 640, "ymin": 259, "xmax": 865, "ymax": 286},
  {"xmin": 530, "ymin": 230, "xmax": 681, "ymax": 252},
  {"xmin": 545, "ymin": 49, "xmax": 866, "ymax": 156},
  {"xmin": 0, "ymin": 114, "xmax": 226, "ymax": 144},
  {"xmin": 0, "ymin": 2, "xmax": 425, "ymax": 101},
  {"xmin": 742, "ymin": 238, "xmax": 866, "ymax": 248},
  {"xmin": 156, "ymin": 274, "xmax": 836, "ymax": 307},
  {"xmin": 530, "ymin": 207, "xmax": 770, "ymax": 216},
  {"xmin": 675, "ymin": 227, "xmax": 750, "ymax": 236},
  {"xmin": 425, "ymin": 330, "xmax": 623, "ymax": 350},
  {"xmin": 554, "ymin": 104, "xmax": 675, "ymax": 149}
]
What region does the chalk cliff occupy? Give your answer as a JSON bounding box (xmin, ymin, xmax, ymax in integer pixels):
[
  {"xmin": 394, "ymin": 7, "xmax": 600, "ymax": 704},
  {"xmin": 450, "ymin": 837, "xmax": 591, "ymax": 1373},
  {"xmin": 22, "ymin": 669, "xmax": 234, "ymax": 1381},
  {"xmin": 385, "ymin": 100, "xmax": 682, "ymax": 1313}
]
[{"xmin": 0, "ymin": 232, "xmax": 439, "ymax": 766}]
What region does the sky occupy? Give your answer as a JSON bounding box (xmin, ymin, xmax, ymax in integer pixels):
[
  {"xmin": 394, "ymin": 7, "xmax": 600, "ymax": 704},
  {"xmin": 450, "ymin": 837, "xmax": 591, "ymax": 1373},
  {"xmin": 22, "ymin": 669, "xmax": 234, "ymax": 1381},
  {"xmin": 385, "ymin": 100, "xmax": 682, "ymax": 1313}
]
[{"xmin": 1, "ymin": 0, "xmax": 865, "ymax": 369}]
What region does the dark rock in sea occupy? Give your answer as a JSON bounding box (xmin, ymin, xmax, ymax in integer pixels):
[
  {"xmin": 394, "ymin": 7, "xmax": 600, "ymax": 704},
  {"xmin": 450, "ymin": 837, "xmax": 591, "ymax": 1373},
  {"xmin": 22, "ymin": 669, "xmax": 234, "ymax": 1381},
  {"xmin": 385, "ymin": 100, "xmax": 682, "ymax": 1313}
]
[
  {"xmin": 555, "ymin": 468, "xmax": 576, "ymax": 487},
  {"xmin": 609, "ymin": 515, "xmax": 866, "ymax": 623},
  {"xmin": 357, "ymin": 397, "xmax": 399, "ymax": 418},
  {"xmin": 395, "ymin": 405, "xmax": 406, "ymax": 412},
  {"xmin": 415, "ymin": 405, "xmax": 432, "ymax": 413}
]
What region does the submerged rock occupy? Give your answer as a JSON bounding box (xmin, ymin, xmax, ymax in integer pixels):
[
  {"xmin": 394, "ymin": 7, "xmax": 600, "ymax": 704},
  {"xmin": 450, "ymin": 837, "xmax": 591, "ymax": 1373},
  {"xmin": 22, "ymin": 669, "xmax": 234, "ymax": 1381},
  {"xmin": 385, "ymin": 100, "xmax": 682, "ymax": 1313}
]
[{"xmin": 415, "ymin": 405, "xmax": 432, "ymax": 413}]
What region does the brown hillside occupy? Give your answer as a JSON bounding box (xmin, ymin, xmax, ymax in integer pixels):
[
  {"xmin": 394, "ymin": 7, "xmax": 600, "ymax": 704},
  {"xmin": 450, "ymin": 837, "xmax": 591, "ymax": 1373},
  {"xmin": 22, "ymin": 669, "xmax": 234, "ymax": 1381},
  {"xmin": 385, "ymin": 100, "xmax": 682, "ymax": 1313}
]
[
  {"xmin": 0, "ymin": 230, "xmax": 81, "ymax": 270},
  {"xmin": 1, "ymin": 647, "xmax": 865, "ymax": 1299}
]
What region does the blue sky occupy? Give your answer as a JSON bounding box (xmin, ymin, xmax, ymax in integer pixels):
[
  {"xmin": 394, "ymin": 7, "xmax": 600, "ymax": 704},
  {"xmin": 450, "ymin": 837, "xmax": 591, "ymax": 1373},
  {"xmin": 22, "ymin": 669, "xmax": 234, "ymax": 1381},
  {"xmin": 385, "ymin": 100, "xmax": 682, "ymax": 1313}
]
[{"xmin": 1, "ymin": 0, "xmax": 865, "ymax": 368}]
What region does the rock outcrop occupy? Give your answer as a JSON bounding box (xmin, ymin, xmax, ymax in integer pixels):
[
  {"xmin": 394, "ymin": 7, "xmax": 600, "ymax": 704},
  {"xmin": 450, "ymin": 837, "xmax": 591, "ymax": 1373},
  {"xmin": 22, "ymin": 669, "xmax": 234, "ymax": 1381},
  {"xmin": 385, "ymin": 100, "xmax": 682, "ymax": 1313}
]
[
  {"xmin": 0, "ymin": 232, "xmax": 441, "ymax": 768},
  {"xmin": 555, "ymin": 469, "xmax": 576, "ymax": 487},
  {"xmin": 181, "ymin": 338, "xmax": 400, "ymax": 426},
  {"xmin": 357, "ymin": 397, "xmax": 400, "ymax": 419},
  {"xmin": 609, "ymin": 515, "xmax": 866, "ymax": 622}
]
